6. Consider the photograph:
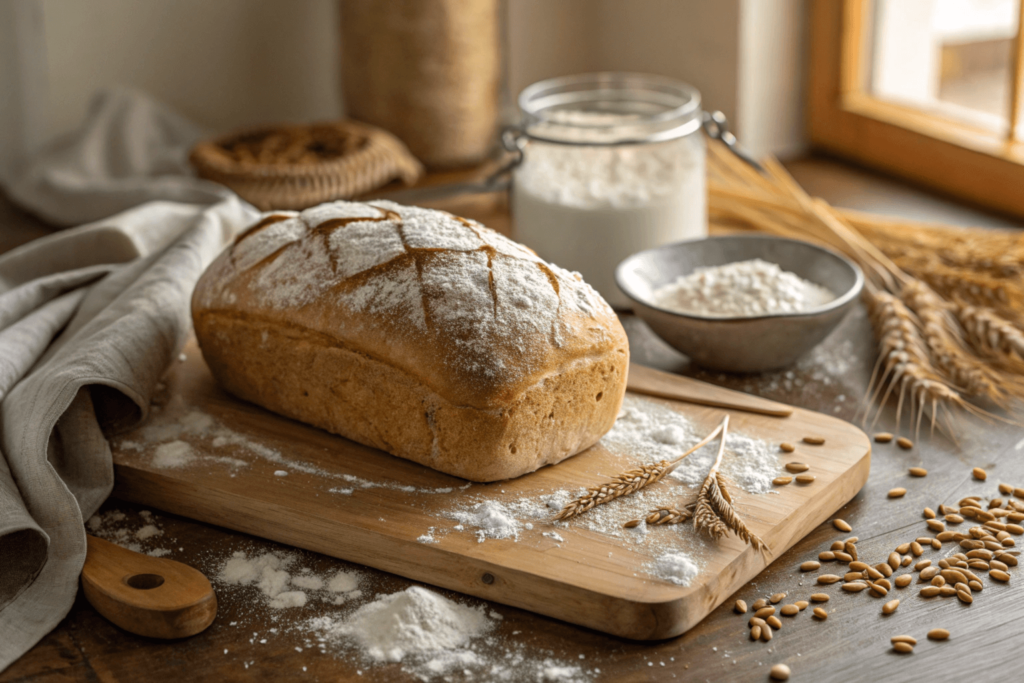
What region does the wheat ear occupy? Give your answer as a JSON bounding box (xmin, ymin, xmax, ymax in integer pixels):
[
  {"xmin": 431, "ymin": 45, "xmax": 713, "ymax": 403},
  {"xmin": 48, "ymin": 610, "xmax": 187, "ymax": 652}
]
[
  {"xmin": 955, "ymin": 300, "xmax": 1024, "ymax": 364},
  {"xmin": 899, "ymin": 280, "xmax": 1013, "ymax": 407},
  {"xmin": 860, "ymin": 284, "xmax": 982, "ymax": 438},
  {"xmin": 624, "ymin": 501, "xmax": 697, "ymax": 528},
  {"xmin": 552, "ymin": 422, "xmax": 725, "ymax": 522},
  {"xmin": 692, "ymin": 416, "xmax": 770, "ymax": 556}
]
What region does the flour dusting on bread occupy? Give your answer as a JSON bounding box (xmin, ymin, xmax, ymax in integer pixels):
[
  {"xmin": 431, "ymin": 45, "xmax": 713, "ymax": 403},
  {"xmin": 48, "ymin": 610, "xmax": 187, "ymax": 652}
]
[{"xmin": 207, "ymin": 199, "xmax": 612, "ymax": 386}]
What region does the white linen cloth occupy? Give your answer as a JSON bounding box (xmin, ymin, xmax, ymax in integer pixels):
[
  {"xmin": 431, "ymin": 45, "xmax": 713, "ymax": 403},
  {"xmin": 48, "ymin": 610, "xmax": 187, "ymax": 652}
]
[{"xmin": 0, "ymin": 88, "xmax": 258, "ymax": 670}]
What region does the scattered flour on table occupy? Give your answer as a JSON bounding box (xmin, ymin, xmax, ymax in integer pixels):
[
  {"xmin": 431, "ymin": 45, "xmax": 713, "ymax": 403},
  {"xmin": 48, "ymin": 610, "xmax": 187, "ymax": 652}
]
[
  {"xmin": 85, "ymin": 509, "xmax": 172, "ymax": 557},
  {"xmin": 650, "ymin": 551, "xmax": 700, "ymax": 586},
  {"xmin": 739, "ymin": 332, "xmax": 862, "ymax": 399},
  {"xmin": 151, "ymin": 441, "xmax": 195, "ymax": 468},
  {"xmin": 216, "ymin": 550, "xmax": 363, "ymax": 609}
]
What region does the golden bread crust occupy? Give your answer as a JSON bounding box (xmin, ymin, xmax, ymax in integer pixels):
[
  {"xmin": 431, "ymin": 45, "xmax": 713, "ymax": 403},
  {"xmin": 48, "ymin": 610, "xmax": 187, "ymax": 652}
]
[{"xmin": 192, "ymin": 200, "xmax": 629, "ymax": 481}]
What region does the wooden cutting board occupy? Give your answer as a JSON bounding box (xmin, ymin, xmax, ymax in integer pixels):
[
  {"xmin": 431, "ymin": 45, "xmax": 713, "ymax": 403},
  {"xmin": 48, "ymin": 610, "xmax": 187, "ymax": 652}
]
[{"xmin": 110, "ymin": 339, "xmax": 870, "ymax": 641}]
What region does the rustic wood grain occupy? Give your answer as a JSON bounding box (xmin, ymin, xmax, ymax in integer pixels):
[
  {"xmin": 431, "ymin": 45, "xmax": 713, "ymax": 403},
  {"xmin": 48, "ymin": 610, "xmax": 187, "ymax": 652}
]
[{"xmin": 3, "ymin": 161, "xmax": 1023, "ymax": 682}]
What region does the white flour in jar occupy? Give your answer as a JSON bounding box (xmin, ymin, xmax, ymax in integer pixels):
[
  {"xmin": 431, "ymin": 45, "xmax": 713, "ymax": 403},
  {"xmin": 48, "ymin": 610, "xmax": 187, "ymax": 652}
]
[
  {"xmin": 513, "ymin": 111, "xmax": 706, "ymax": 309},
  {"xmin": 651, "ymin": 258, "xmax": 834, "ymax": 317}
]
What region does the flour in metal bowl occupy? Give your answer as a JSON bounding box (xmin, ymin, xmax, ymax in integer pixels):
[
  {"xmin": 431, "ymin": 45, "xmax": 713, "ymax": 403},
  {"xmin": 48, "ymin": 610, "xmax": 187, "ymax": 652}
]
[{"xmin": 651, "ymin": 258, "xmax": 835, "ymax": 318}]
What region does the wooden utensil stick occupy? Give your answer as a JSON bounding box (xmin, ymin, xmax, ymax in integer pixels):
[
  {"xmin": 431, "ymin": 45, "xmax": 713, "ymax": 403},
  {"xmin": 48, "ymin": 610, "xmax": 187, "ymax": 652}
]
[
  {"xmin": 81, "ymin": 535, "xmax": 217, "ymax": 639},
  {"xmin": 626, "ymin": 363, "xmax": 793, "ymax": 417}
]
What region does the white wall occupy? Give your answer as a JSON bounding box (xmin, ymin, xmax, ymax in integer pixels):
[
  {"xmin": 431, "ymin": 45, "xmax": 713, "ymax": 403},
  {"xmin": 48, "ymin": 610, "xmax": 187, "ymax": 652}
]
[
  {"xmin": 41, "ymin": 0, "xmax": 342, "ymax": 137},
  {"xmin": 6, "ymin": 0, "xmax": 808, "ymax": 160},
  {"xmin": 507, "ymin": 0, "xmax": 742, "ymax": 131},
  {"xmin": 738, "ymin": 0, "xmax": 809, "ymax": 158}
]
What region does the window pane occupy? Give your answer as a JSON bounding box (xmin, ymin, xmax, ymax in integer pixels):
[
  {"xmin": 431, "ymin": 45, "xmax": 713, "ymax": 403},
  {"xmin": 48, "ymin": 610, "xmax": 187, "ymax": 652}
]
[{"xmin": 869, "ymin": 0, "xmax": 1019, "ymax": 133}]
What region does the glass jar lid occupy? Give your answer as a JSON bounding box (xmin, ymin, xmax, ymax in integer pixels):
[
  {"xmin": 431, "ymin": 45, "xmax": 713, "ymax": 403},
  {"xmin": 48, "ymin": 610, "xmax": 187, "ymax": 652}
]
[{"xmin": 517, "ymin": 72, "xmax": 702, "ymax": 146}]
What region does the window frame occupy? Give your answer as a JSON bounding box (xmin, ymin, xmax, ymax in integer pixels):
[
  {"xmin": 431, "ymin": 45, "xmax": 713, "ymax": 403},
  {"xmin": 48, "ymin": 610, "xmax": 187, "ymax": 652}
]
[{"xmin": 807, "ymin": 0, "xmax": 1024, "ymax": 218}]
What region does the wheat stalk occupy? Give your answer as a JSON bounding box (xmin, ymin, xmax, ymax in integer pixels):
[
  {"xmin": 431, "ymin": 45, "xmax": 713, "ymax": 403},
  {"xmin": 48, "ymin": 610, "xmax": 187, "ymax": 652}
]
[
  {"xmin": 624, "ymin": 501, "xmax": 697, "ymax": 528},
  {"xmin": 690, "ymin": 416, "xmax": 770, "ymax": 556},
  {"xmin": 551, "ymin": 422, "xmax": 725, "ymax": 522}
]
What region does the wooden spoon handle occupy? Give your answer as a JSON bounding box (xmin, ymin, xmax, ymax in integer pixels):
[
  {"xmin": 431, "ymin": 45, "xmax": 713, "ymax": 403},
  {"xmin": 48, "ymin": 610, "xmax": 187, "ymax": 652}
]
[
  {"xmin": 82, "ymin": 535, "xmax": 217, "ymax": 639},
  {"xmin": 626, "ymin": 363, "xmax": 793, "ymax": 418}
]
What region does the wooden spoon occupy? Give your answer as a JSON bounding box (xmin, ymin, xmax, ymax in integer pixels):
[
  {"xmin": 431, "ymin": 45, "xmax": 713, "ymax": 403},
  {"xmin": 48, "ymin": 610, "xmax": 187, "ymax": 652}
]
[
  {"xmin": 626, "ymin": 362, "xmax": 793, "ymax": 418},
  {"xmin": 81, "ymin": 535, "xmax": 217, "ymax": 639}
]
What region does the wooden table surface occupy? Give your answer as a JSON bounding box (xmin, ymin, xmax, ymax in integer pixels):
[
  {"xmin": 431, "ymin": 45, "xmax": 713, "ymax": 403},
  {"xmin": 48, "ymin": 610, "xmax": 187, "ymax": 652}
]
[{"xmin": 3, "ymin": 158, "xmax": 1023, "ymax": 683}]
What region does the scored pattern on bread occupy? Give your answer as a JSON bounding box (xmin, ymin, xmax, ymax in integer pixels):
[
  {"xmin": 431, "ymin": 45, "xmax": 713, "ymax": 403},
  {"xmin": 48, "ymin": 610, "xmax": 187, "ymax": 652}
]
[{"xmin": 196, "ymin": 200, "xmax": 619, "ymax": 408}]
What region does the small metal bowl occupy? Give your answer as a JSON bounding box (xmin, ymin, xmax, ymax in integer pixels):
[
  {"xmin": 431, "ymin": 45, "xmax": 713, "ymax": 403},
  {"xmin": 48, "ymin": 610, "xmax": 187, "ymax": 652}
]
[{"xmin": 615, "ymin": 235, "xmax": 864, "ymax": 373}]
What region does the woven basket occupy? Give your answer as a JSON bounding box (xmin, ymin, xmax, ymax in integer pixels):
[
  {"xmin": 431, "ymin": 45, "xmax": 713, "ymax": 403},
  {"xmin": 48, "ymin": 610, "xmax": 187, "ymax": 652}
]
[{"xmin": 189, "ymin": 120, "xmax": 424, "ymax": 211}]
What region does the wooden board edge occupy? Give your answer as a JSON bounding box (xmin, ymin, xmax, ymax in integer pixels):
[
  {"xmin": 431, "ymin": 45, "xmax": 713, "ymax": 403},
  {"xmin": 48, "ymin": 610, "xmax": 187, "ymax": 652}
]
[{"xmin": 112, "ymin": 434, "xmax": 872, "ymax": 641}]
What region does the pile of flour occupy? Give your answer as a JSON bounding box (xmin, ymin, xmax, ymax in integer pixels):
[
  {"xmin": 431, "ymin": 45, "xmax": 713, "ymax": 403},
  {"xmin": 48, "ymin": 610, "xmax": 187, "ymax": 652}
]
[
  {"xmin": 318, "ymin": 586, "xmax": 493, "ymax": 663},
  {"xmin": 652, "ymin": 258, "xmax": 835, "ymax": 318},
  {"xmin": 650, "ymin": 551, "xmax": 700, "ymax": 587},
  {"xmin": 449, "ymin": 500, "xmax": 522, "ymax": 543},
  {"xmin": 303, "ymin": 586, "xmax": 591, "ymax": 681}
]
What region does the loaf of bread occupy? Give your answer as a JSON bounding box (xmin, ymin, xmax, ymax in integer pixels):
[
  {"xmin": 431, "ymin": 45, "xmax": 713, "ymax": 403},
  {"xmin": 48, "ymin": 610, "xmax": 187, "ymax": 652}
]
[{"xmin": 192, "ymin": 200, "xmax": 629, "ymax": 481}]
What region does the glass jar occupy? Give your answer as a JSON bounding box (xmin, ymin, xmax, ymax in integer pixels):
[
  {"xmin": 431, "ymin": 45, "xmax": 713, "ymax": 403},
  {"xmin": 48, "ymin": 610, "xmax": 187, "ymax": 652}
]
[{"xmin": 510, "ymin": 73, "xmax": 706, "ymax": 309}]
